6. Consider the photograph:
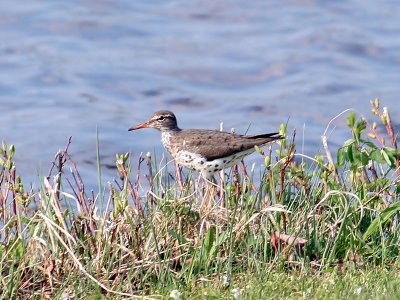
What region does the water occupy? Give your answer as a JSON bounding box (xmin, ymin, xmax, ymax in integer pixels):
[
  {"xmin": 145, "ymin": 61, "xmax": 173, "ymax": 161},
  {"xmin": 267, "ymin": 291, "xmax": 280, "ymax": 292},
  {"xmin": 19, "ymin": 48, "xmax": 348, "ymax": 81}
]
[{"xmin": 0, "ymin": 0, "xmax": 399, "ymax": 190}]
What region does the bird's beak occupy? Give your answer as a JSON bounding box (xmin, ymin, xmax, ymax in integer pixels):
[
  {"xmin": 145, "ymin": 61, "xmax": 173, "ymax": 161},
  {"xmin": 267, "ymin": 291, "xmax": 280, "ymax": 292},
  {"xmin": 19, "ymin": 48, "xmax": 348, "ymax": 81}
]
[{"xmin": 128, "ymin": 121, "xmax": 151, "ymax": 131}]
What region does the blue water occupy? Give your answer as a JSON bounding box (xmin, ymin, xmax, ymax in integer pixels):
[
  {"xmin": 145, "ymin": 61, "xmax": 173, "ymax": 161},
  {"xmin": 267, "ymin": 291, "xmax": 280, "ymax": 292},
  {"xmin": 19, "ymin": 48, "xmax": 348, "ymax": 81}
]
[{"xmin": 0, "ymin": 0, "xmax": 399, "ymax": 190}]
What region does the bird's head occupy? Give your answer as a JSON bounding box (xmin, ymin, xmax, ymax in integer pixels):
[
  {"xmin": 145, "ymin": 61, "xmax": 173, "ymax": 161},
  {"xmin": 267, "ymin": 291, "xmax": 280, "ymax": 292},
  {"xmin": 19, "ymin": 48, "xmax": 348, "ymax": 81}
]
[{"xmin": 128, "ymin": 110, "xmax": 179, "ymax": 132}]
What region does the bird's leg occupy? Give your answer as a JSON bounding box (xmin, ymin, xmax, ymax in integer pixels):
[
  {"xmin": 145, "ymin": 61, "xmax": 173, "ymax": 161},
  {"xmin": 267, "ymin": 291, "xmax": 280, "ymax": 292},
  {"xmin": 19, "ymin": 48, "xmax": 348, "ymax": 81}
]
[
  {"xmin": 199, "ymin": 175, "xmax": 208, "ymax": 211},
  {"xmin": 209, "ymin": 176, "xmax": 219, "ymax": 208},
  {"xmin": 174, "ymin": 162, "xmax": 185, "ymax": 191},
  {"xmin": 218, "ymin": 170, "xmax": 225, "ymax": 207}
]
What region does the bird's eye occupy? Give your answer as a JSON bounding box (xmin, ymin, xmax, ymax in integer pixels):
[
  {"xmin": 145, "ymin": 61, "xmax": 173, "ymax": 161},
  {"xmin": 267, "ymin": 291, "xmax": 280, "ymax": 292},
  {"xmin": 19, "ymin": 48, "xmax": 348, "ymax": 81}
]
[{"xmin": 158, "ymin": 116, "xmax": 165, "ymax": 121}]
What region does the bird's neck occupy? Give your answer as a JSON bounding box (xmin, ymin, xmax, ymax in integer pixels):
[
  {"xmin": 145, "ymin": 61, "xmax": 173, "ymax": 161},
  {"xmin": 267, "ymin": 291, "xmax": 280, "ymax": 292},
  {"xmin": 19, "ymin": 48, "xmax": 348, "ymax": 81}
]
[{"xmin": 160, "ymin": 127, "xmax": 181, "ymax": 133}]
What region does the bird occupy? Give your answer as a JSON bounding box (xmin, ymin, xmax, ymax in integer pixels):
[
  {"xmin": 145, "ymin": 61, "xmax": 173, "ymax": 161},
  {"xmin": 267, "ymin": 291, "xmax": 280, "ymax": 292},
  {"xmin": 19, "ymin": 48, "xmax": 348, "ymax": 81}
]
[{"xmin": 128, "ymin": 110, "xmax": 282, "ymax": 178}]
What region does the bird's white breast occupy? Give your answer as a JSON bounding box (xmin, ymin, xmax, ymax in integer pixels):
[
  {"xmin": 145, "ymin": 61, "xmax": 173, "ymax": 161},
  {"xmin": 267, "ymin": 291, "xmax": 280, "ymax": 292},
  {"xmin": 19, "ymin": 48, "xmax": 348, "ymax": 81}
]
[{"xmin": 161, "ymin": 131, "xmax": 174, "ymax": 154}]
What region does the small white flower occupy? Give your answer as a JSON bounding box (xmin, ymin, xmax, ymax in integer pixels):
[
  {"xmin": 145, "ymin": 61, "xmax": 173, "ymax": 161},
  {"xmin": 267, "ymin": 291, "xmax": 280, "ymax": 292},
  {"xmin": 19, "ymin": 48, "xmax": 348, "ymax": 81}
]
[
  {"xmin": 221, "ymin": 274, "xmax": 230, "ymax": 286},
  {"xmin": 169, "ymin": 289, "xmax": 182, "ymax": 300},
  {"xmin": 356, "ymin": 287, "xmax": 362, "ymax": 295},
  {"xmin": 231, "ymin": 288, "xmax": 241, "ymax": 299}
]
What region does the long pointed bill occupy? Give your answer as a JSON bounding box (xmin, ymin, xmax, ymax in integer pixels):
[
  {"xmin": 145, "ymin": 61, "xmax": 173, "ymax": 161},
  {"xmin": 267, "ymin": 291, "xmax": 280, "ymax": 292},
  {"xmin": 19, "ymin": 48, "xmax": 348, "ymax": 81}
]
[{"xmin": 128, "ymin": 121, "xmax": 151, "ymax": 131}]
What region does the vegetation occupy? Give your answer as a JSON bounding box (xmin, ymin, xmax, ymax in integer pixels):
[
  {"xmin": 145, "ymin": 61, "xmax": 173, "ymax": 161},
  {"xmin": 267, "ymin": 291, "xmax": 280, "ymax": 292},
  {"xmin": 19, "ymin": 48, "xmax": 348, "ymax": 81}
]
[{"xmin": 0, "ymin": 100, "xmax": 399, "ymax": 299}]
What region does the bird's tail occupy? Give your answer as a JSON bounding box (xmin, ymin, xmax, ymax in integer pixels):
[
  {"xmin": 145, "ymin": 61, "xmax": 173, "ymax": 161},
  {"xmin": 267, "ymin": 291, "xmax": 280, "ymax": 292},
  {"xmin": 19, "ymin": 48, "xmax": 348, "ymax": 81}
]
[{"xmin": 248, "ymin": 132, "xmax": 283, "ymax": 140}]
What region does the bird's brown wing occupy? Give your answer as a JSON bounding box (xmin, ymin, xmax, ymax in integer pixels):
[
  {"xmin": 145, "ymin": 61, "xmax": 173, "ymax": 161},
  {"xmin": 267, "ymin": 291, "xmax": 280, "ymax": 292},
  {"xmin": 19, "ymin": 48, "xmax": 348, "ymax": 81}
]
[{"xmin": 178, "ymin": 129, "xmax": 282, "ymax": 161}]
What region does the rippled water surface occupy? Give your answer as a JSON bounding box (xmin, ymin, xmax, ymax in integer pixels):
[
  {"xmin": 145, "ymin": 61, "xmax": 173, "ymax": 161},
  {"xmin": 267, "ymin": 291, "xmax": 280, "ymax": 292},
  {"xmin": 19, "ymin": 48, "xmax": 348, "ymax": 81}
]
[{"xmin": 1, "ymin": 0, "xmax": 399, "ymax": 189}]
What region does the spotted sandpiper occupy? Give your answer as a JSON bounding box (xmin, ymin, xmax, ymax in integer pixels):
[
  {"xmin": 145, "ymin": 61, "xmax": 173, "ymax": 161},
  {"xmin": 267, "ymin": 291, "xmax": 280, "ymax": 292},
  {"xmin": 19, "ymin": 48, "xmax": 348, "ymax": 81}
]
[{"xmin": 128, "ymin": 110, "xmax": 282, "ymax": 178}]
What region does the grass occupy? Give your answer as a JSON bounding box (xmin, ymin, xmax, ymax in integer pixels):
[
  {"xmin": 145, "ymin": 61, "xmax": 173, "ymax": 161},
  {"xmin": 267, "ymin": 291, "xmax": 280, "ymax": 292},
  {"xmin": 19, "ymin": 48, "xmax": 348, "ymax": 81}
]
[
  {"xmin": 160, "ymin": 268, "xmax": 400, "ymax": 300},
  {"xmin": 0, "ymin": 99, "xmax": 399, "ymax": 299}
]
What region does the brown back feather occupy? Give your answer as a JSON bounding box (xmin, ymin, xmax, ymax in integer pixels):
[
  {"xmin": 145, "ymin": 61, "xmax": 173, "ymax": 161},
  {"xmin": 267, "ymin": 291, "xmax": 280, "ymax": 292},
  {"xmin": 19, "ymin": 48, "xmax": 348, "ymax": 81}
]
[{"xmin": 174, "ymin": 129, "xmax": 282, "ymax": 161}]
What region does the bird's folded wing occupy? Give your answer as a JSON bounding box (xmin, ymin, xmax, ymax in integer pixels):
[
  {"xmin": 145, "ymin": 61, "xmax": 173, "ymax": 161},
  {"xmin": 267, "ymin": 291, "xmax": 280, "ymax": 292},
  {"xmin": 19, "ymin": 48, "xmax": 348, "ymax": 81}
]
[{"xmin": 180, "ymin": 130, "xmax": 281, "ymax": 161}]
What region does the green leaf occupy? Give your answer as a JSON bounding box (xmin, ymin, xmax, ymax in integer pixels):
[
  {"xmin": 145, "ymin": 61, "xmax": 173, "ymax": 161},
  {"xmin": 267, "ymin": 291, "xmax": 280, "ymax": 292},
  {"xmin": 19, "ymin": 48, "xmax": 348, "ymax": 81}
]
[
  {"xmin": 396, "ymin": 183, "xmax": 400, "ymax": 194},
  {"xmin": 9, "ymin": 144, "xmax": 15, "ymax": 158},
  {"xmin": 347, "ymin": 143, "xmax": 354, "ymax": 164},
  {"xmin": 203, "ymin": 227, "xmax": 216, "ymax": 257},
  {"xmin": 279, "ymin": 123, "xmax": 287, "ymax": 136},
  {"xmin": 337, "ymin": 147, "xmax": 347, "ymax": 166},
  {"xmin": 6, "ymin": 160, "xmax": 13, "ymax": 170},
  {"xmin": 381, "ymin": 149, "xmax": 395, "ymax": 167},
  {"xmin": 254, "ymin": 145, "xmax": 264, "ymax": 155},
  {"xmin": 215, "ymin": 231, "xmax": 229, "ymax": 245},
  {"xmin": 370, "ymin": 150, "xmax": 386, "ymax": 163},
  {"xmin": 384, "ymin": 147, "xmax": 398, "ymax": 157},
  {"xmin": 360, "ymin": 151, "xmax": 369, "ymax": 166},
  {"xmin": 362, "ymin": 140, "xmax": 378, "ymax": 149},
  {"xmin": 264, "ymin": 156, "xmax": 271, "ymax": 167},
  {"xmin": 168, "ymin": 230, "xmax": 188, "ymax": 245},
  {"xmin": 351, "ymin": 143, "xmax": 361, "ymax": 164},
  {"xmin": 354, "ymin": 119, "xmax": 367, "ymax": 140},
  {"xmin": 343, "ymin": 139, "xmax": 355, "ymax": 147},
  {"xmin": 363, "ymin": 202, "xmax": 400, "ymax": 240},
  {"xmin": 348, "ymin": 112, "xmax": 356, "ymax": 128},
  {"xmin": 356, "ymin": 119, "xmax": 367, "ymax": 132}
]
